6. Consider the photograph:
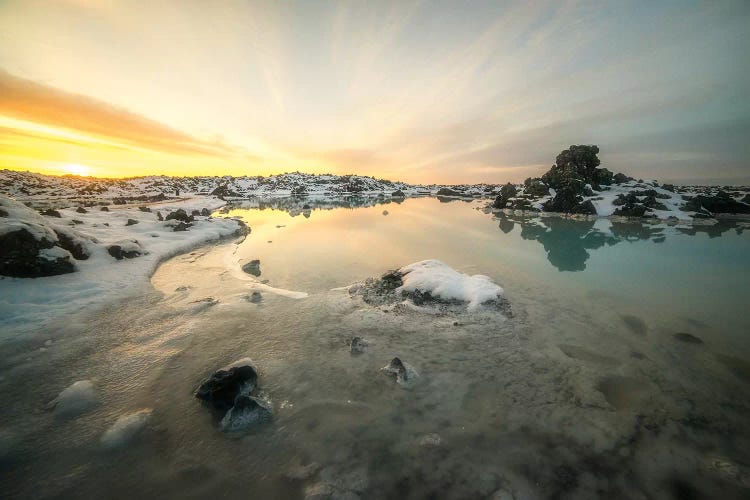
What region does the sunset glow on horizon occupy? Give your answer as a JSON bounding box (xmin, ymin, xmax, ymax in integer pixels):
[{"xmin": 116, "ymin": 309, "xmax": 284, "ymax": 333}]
[{"xmin": 1, "ymin": 1, "xmax": 748, "ymax": 184}]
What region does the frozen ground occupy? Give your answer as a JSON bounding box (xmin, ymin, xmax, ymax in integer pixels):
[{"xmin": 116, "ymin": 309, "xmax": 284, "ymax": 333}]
[{"xmin": 0, "ymin": 194, "xmax": 246, "ymax": 338}]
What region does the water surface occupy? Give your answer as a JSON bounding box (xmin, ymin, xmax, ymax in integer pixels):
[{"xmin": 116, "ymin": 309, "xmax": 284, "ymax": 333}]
[{"xmin": 1, "ymin": 197, "xmax": 749, "ymax": 499}]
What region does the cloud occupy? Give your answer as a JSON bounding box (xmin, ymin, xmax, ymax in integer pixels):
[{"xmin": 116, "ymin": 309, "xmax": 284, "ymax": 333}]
[{"xmin": 0, "ymin": 69, "xmax": 241, "ymax": 158}]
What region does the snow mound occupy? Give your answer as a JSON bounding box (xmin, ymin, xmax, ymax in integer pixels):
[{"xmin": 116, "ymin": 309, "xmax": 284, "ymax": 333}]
[
  {"xmin": 100, "ymin": 409, "xmax": 152, "ymax": 449},
  {"xmin": 397, "ymin": 260, "xmax": 504, "ymax": 311},
  {"xmin": 48, "ymin": 380, "xmax": 98, "ymax": 417}
]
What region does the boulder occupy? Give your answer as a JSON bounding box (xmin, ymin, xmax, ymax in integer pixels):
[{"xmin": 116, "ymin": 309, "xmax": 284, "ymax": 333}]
[
  {"xmin": 165, "ymin": 209, "xmax": 194, "ymax": 223},
  {"xmin": 242, "ymin": 259, "xmax": 261, "ymax": 277},
  {"xmin": 107, "ymin": 239, "xmax": 142, "ymax": 260},
  {"xmin": 0, "ymin": 227, "xmax": 74, "ymax": 277},
  {"xmin": 195, "ymin": 364, "xmax": 258, "ymax": 413}
]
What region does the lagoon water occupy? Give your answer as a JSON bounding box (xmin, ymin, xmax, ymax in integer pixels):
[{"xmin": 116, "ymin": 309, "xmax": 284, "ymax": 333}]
[{"xmin": 1, "ymin": 197, "xmax": 749, "ymax": 499}]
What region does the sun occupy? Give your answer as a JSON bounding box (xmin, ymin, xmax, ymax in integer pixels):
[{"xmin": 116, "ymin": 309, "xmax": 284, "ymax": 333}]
[{"xmin": 63, "ymin": 163, "xmax": 92, "ymax": 176}]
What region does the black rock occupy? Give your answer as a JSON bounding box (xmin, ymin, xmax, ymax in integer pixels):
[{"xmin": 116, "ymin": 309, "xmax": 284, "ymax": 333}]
[
  {"xmin": 242, "ymin": 259, "xmax": 261, "ymax": 277},
  {"xmin": 0, "ymin": 227, "xmax": 74, "ymax": 277},
  {"xmin": 125, "ymin": 219, "xmax": 139, "ymax": 226},
  {"xmin": 40, "ymin": 208, "xmax": 61, "ymax": 218},
  {"xmin": 138, "ymin": 206, "xmax": 151, "ymax": 213},
  {"xmin": 195, "ymin": 365, "xmax": 258, "ymax": 413},
  {"xmin": 76, "ymin": 207, "xmax": 88, "ymax": 214},
  {"xmin": 100, "ymin": 206, "xmax": 110, "ymax": 212},
  {"xmin": 107, "ymin": 242, "xmax": 142, "ymax": 260},
  {"xmin": 220, "ymin": 395, "xmax": 273, "ymax": 432},
  {"xmin": 165, "ymin": 209, "xmax": 193, "ymax": 223},
  {"xmin": 436, "ymin": 187, "xmax": 462, "ymax": 197}
]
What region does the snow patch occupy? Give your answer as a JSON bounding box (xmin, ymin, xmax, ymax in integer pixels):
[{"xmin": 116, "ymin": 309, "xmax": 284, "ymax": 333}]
[{"xmin": 397, "ymin": 260, "xmax": 504, "ymax": 311}]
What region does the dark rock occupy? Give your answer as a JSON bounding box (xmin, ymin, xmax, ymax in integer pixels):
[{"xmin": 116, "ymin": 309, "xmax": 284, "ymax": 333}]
[
  {"xmin": 76, "ymin": 207, "xmax": 88, "ymax": 214},
  {"xmin": 40, "ymin": 208, "xmax": 61, "ymax": 218},
  {"xmin": 0, "ymin": 227, "xmax": 74, "ymax": 277},
  {"xmin": 220, "ymin": 395, "xmax": 273, "ymax": 432},
  {"xmin": 613, "ymin": 172, "xmax": 630, "ymax": 184},
  {"xmin": 492, "ymin": 183, "xmax": 517, "ymax": 209},
  {"xmin": 242, "ymin": 259, "xmax": 261, "ymax": 277},
  {"xmin": 100, "ymin": 206, "xmax": 110, "ymax": 212},
  {"xmin": 125, "ymin": 219, "xmax": 139, "ymax": 226},
  {"xmin": 391, "ymin": 190, "xmax": 406, "ymax": 198},
  {"xmin": 436, "ymin": 187, "xmax": 463, "ymax": 197},
  {"xmin": 350, "ymin": 336, "xmax": 368, "ymax": 354},
  {"xmin": 195, "ymin": 364, "xmax": 258, "ymax": 413},
  {"xmin": 172, "ymin": 222, "xmax": 191, "ymax": 231},
  {"xmin": 138, "ymin": 206, "xmax": 151, "ymax": 213},
  {"xmin": 674, "ymin": 333, "xmax": 703, "ymax": 344},
  {"xmin": 542, "ymin": 186, "xmax": 597, "ymax": 214},
  {"xmin": 54, "ymin": 229, "xmax": 89, "ymax": 260},
  {"xmin": 200, "ymin": 208, "xmax": 211, "ymax": 217},
  {"xmin": 107, "ymin": 241, "xmax": 142, "ymax": 260},
  {"xmin": 165, "ymin": 209, "xmax": 193, "ymax": 223}
]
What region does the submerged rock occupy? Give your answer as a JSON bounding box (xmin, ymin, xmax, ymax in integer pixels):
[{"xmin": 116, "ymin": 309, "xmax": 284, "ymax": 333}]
[
  {"xmin": 47, "ymin": 380, "xmax": 98, "ymax": 417},
  {"xmin": 195, "ymin": 362, "xmax": 258, "ymax": 412},
  {"xmin": 242, "ymin": 259, "xmax": 261, "ymax": 277},
  {"xmin": 382, "ymin": 357, "xmax": 419, "ymax": 387},
  {"xmin": 100, "ymin": 409, "xmax": 152, "ymax": 449},
  {"xmin": 220, "ymin": 395, "xmax": 273, "ymax": 432},
  {"xmin": 350, "ymin": 336, "xmax": 368, "ymax": 354}
]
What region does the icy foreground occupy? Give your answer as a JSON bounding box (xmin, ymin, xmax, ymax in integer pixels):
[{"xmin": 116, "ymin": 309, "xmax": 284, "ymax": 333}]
[{"xmin": 0, "ymin": 194, "xmax": 246, "ymax": 337}]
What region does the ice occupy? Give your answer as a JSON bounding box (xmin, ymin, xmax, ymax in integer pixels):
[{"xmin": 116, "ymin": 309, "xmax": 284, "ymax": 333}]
[
  {"xmin": 397, "ymin": 260, "xmax": 504, "ymax": 311},
  {"xmin": 100, "ymin": 409, "xmax": 152, "ymax": 449}
]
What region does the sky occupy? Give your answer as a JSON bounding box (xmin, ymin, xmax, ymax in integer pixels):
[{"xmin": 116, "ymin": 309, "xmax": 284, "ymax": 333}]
[{"xmin": 0, "ymin": 0, "xmax": 748, "ymax": 184}]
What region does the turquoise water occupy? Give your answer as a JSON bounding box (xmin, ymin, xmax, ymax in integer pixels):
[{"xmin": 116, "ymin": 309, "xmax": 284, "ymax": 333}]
[{"xmin": 1, "ymin": 197, "xmax": 748, "ymax": 499}]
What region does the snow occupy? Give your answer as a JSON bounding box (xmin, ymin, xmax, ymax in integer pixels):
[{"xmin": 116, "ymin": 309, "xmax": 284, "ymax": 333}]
[
  {"xmin": 396, "ymin": 260, "xmax": 505, "ymax": 311},
  {"xmin": 100, "ymin": 409, "xmax": 152, "ymax": 449},
  {"xmin": 48, "ymin": 380, "xmax": 98, "ymax": 417},
  {"xmin": 0, "ymin": 195, "xmax": 246, "ymax": 338}
]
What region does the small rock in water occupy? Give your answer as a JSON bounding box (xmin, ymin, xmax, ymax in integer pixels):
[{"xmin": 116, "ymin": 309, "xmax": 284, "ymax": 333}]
[
  {"xmin": 220, "ymin": 395, "xmax": 273, "ymax": 432},
  {"xmin": 47, "ymin": 380, "xmax": 98, "ymax": 417},
  {"xmin": 382, "ymin": 357, "xmax": 418, "ymax": 387},
  {"xmin": 100, "ymin": 409, "xmax": 152, "ymax": 450},
  {"xmin": 195, "ymin": 363, "xmax": 258, "ymax": 412},
  {"xmin": 674, "ymin": 332, "xmax": 704, "ymax": 344},
  {"xmin": 350, "ymin": 336, "xmax": 368, "ymax": 354},
  {"xmin": 242, "ymin": 259, "xmax": 261, "ymax": 277}
]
